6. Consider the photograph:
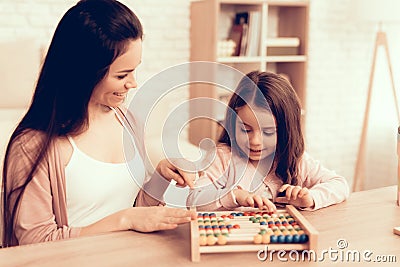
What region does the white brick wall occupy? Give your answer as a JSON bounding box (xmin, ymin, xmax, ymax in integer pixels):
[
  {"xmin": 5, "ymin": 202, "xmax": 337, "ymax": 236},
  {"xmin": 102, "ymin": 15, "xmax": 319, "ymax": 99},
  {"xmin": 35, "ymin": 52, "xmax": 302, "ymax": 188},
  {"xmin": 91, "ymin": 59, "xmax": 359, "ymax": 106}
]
[
  {"xmin": 307, "ymin": 0, "xmax": 400, "ymax": 190},
  {"xmin": 1, "ymin": 0, "xmax": 399, "ymax": 191},
  {"xmin": 122, "ymin": 0, "xmax": 191, "ymax": 142},
  {"xmin": 0, "ymin": 0, "xmax": 189, "ymax": 95},
  {"xmin": 0, "ymin": 0, "xmax": 191, "ymax": 150}
]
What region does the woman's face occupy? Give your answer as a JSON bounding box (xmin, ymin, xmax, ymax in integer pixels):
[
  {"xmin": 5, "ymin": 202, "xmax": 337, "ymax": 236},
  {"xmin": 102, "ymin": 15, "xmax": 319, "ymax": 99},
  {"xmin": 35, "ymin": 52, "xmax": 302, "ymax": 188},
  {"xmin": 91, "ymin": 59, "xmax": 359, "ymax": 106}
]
[
  {"xmin": 90, "ymin": 39, "xmax": 142, "ymax": 109},
  {"xmin": 235, "ymin": 104, "xmax": 277, "ymax": 163}
]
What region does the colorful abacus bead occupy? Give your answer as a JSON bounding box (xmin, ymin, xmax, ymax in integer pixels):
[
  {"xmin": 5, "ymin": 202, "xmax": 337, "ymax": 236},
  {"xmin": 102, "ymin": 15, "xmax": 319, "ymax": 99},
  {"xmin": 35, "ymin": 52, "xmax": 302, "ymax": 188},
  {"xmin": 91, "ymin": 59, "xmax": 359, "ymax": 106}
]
[
  {"xmin": 277, "ymin": 235, "xmax": 285, "ymax": 243},
  {"xmin": 221, "ymin": 228, "xmax": 229, "ymax": 235},
  {"xmin": 285, "ymin": 235, "xmax": 293, "ymax": 243},
  {"xmin": 206, "ymin": 235, "xmax": 217, "ymax": 246},
  {"xmin": 253, "ymin": 234, "xmax": 263, "ymax": 244},
  {"xmin": 292, "ymin": 234, "xmax": 300, "ymax": 243},
  {"xmin": 299, "ymin": 234, "xmax": 308, "ymax": 243},
  {"xmin": 199, "ymin": 235, "xmax": 207, "ymax": 246},
  {"xmin": 270, "ymin": 235, "xmax": 278, "ymax": 243},
  {"xmin": 217, "ymin": 235, "xmax": 227, "ymax": 245},
  {"xmin": 262, "ymin": 234, "xmax": 270, "ymax": 244}
]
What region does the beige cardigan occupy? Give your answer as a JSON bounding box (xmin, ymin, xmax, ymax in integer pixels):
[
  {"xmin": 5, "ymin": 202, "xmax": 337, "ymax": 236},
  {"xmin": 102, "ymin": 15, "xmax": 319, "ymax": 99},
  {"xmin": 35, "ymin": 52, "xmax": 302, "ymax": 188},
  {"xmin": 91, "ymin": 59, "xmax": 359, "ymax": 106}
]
[{"xmin": 4, "ymin": 108, "xmax": 168, "ymax": 246}]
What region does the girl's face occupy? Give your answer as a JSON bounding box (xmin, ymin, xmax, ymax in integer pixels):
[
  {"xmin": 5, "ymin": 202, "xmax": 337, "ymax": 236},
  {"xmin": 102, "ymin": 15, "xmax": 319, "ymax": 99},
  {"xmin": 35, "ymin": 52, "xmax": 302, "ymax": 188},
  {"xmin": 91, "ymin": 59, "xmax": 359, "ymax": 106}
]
[
  {"xmin": 235, "ymin": 104, "xmax": 277, "ymax": 163},
  {"xmin": 89, "ymin": 39, "xmax": 142, "ymax": 110}
]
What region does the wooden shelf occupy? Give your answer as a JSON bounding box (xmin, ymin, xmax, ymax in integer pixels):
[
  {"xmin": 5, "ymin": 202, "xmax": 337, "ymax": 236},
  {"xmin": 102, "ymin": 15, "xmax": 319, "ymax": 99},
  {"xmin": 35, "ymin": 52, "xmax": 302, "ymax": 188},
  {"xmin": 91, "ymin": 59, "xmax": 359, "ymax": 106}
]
[
  {"xmin": 218, "ymin": 55, "xmax": 306, "ymax": 63},
  {"xmin": 266, "ymin": 37, "xmax": 300, "ymax": 47},
  {"xmin": 218, "ymin": 0, "xmax": 308, "ymax": 6},
  {"xmin": 218, "ymin": 0, "xmax": 264, "ymax": 4},
  {"xmin": 266, "ymin": 55, "xmax": 307, "ymax": 62},
  {"xmin": 189, "ymin": 0, "xmax": 309, "ymax": 145},
  {"xmin": 217, "ymin": 56, "xmax": 263, "ymax": 63},
  {"xmin": 267, "ymin": 0, "xmax": 309, "ymax": 7}
]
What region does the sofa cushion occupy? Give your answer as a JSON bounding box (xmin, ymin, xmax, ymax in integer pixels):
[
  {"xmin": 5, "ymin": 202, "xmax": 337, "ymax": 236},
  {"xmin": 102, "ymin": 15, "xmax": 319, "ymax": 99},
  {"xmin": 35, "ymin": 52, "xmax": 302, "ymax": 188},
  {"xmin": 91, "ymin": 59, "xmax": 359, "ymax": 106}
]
[{"xmin": 0, "ymin": 38, "xmax": 41, "ymax": 108}]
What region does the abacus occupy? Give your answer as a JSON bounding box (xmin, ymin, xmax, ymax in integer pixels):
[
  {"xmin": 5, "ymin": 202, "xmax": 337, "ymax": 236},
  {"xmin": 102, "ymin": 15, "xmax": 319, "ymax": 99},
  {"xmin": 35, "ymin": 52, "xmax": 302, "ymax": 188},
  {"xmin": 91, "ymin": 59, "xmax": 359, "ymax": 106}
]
[{"xmin": 190, "ymin": 205, "xmax": 318, "ymax": 262}]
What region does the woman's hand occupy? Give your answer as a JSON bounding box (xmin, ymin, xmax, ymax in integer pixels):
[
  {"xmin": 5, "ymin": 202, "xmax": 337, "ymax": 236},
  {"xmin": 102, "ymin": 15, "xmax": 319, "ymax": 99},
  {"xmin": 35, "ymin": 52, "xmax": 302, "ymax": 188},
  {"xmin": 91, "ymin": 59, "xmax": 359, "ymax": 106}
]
[
  {"xmin": 275, "ymin": 184, "xmax": 315, "ymax": 209},
  {"xmin": 156, "ymin": 158, "xmax": 196, "ymax": 189},
  {"xmin": 233, "ymin": 189, "xmax": 277, "ymax": 212},
  {"xmin": 121, "ymin": 206, "xmax": 196, "ymax": 232},
  {"xmin": 80, "ymin": 206, "xmax": 196, "ymax": 236}
]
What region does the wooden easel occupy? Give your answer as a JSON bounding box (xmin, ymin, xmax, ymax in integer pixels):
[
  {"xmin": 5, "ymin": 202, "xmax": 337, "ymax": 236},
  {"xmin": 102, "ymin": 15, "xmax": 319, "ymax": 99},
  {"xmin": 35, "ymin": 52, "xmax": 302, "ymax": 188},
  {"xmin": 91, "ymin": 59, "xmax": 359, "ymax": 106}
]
[{"xmin": 353, "ymin": 29, "xmax": 400, "ymax": 192}]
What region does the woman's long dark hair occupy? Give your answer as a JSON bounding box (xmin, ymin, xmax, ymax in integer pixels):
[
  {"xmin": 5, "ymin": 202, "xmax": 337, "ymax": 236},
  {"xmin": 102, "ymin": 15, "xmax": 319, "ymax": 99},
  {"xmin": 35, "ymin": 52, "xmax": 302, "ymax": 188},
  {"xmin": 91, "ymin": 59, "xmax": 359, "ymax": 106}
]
[
  {"xmin": 219, "ymin": 71, "xmax": 304, "ymax": 185},
  {"xmin": 2, "ymin": 0, "xmax": 143, "ymax": 247}
]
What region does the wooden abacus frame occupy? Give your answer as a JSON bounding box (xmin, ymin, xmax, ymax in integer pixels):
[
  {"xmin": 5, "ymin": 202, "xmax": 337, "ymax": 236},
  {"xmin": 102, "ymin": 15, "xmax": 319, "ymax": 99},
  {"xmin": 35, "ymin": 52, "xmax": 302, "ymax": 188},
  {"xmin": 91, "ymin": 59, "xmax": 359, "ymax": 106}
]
[{"xmin": 190, "ymin": 205, "xmax": 318, "ymax": 262}]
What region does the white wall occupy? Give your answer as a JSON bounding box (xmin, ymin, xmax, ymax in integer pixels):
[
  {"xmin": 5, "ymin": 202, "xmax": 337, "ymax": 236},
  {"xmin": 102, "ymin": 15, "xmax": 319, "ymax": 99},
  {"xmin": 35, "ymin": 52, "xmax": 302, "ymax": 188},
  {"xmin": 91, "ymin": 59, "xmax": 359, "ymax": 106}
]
[
  {"xmin": 306, "ymin": 0, "xmax": 400, "ymax": 190},
  {"xmin": 0, "ymin": 0, "xmax": 190, "ymax": 83}
]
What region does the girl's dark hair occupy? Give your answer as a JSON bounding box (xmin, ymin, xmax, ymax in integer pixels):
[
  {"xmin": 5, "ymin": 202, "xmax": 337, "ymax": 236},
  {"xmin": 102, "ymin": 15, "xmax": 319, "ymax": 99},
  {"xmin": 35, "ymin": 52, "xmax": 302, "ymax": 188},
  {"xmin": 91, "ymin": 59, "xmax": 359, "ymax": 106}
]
[
  {"xmin": 2, "ymin": 0, "xmax": 143, "ymax": 247},
  {"xmin": 218, "ymin": 71, "xmax": 304, "ymax": 185}
]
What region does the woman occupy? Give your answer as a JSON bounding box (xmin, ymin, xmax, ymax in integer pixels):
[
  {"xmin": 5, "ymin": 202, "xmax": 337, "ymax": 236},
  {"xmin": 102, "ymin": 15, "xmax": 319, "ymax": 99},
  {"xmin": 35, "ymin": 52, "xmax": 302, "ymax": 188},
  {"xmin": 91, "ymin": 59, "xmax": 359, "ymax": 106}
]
[{"xmin": 2, "ymin": 0, "xmax": 194, "ymax": 247}]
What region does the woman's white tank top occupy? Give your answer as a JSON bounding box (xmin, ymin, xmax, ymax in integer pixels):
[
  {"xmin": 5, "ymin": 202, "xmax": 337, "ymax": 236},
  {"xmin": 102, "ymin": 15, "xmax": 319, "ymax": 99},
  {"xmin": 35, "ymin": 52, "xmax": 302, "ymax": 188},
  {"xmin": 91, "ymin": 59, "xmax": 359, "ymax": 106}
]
[{"xmin": 65, "ymin": 136, "xmax": 145, "ymax": 227}]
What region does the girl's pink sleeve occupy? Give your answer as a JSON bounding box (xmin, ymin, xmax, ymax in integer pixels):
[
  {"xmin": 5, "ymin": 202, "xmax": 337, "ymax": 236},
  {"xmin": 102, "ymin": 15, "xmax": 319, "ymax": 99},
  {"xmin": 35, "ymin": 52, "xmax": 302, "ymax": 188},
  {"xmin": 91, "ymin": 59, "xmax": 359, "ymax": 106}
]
[
  {"xmin": 135, "ymin": 170, "xmax": 169, "ymax": 207},
  {"xmin": 187, "ymin": 146, "xmax": 239, "ymax": 211},
  {"xmin": 298, "ymin": 152, "xmax": 350, "ymax": 210}
]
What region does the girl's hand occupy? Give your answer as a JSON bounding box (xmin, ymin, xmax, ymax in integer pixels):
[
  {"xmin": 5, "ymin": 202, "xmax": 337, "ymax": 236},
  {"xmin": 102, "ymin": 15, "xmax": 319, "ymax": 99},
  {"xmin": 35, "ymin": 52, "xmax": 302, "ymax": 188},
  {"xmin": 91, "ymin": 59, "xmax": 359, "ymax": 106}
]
[
  {"xmin": 233, "ymin": 189, "xmax": 277, "ymax": 212},
  {"xmin": 122, "ymin": 206, "xmax": 196, "ymax": 232},
  {"xmin": 156, "ymin": 158, "xmax": 196, "ymax": 189},
  {"xmin": 276, "ymin": 184, "xmax": 315, "ymax": 209}
]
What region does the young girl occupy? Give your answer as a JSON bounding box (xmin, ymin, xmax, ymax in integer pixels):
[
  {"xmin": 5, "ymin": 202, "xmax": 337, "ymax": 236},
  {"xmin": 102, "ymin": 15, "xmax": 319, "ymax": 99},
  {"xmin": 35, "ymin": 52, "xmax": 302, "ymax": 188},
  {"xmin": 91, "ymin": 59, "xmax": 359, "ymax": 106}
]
[{"xmin": 187, "ymin": 71, "xmax": 349, "ymax": 211}]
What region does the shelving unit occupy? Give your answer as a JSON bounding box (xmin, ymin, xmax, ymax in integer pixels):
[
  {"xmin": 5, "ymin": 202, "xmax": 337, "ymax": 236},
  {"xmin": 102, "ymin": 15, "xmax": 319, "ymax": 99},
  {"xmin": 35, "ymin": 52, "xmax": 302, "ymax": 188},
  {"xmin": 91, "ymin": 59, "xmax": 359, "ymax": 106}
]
[{"xmin": 189, "ymin": 0, "xmax": 309, "ymax": 145}]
